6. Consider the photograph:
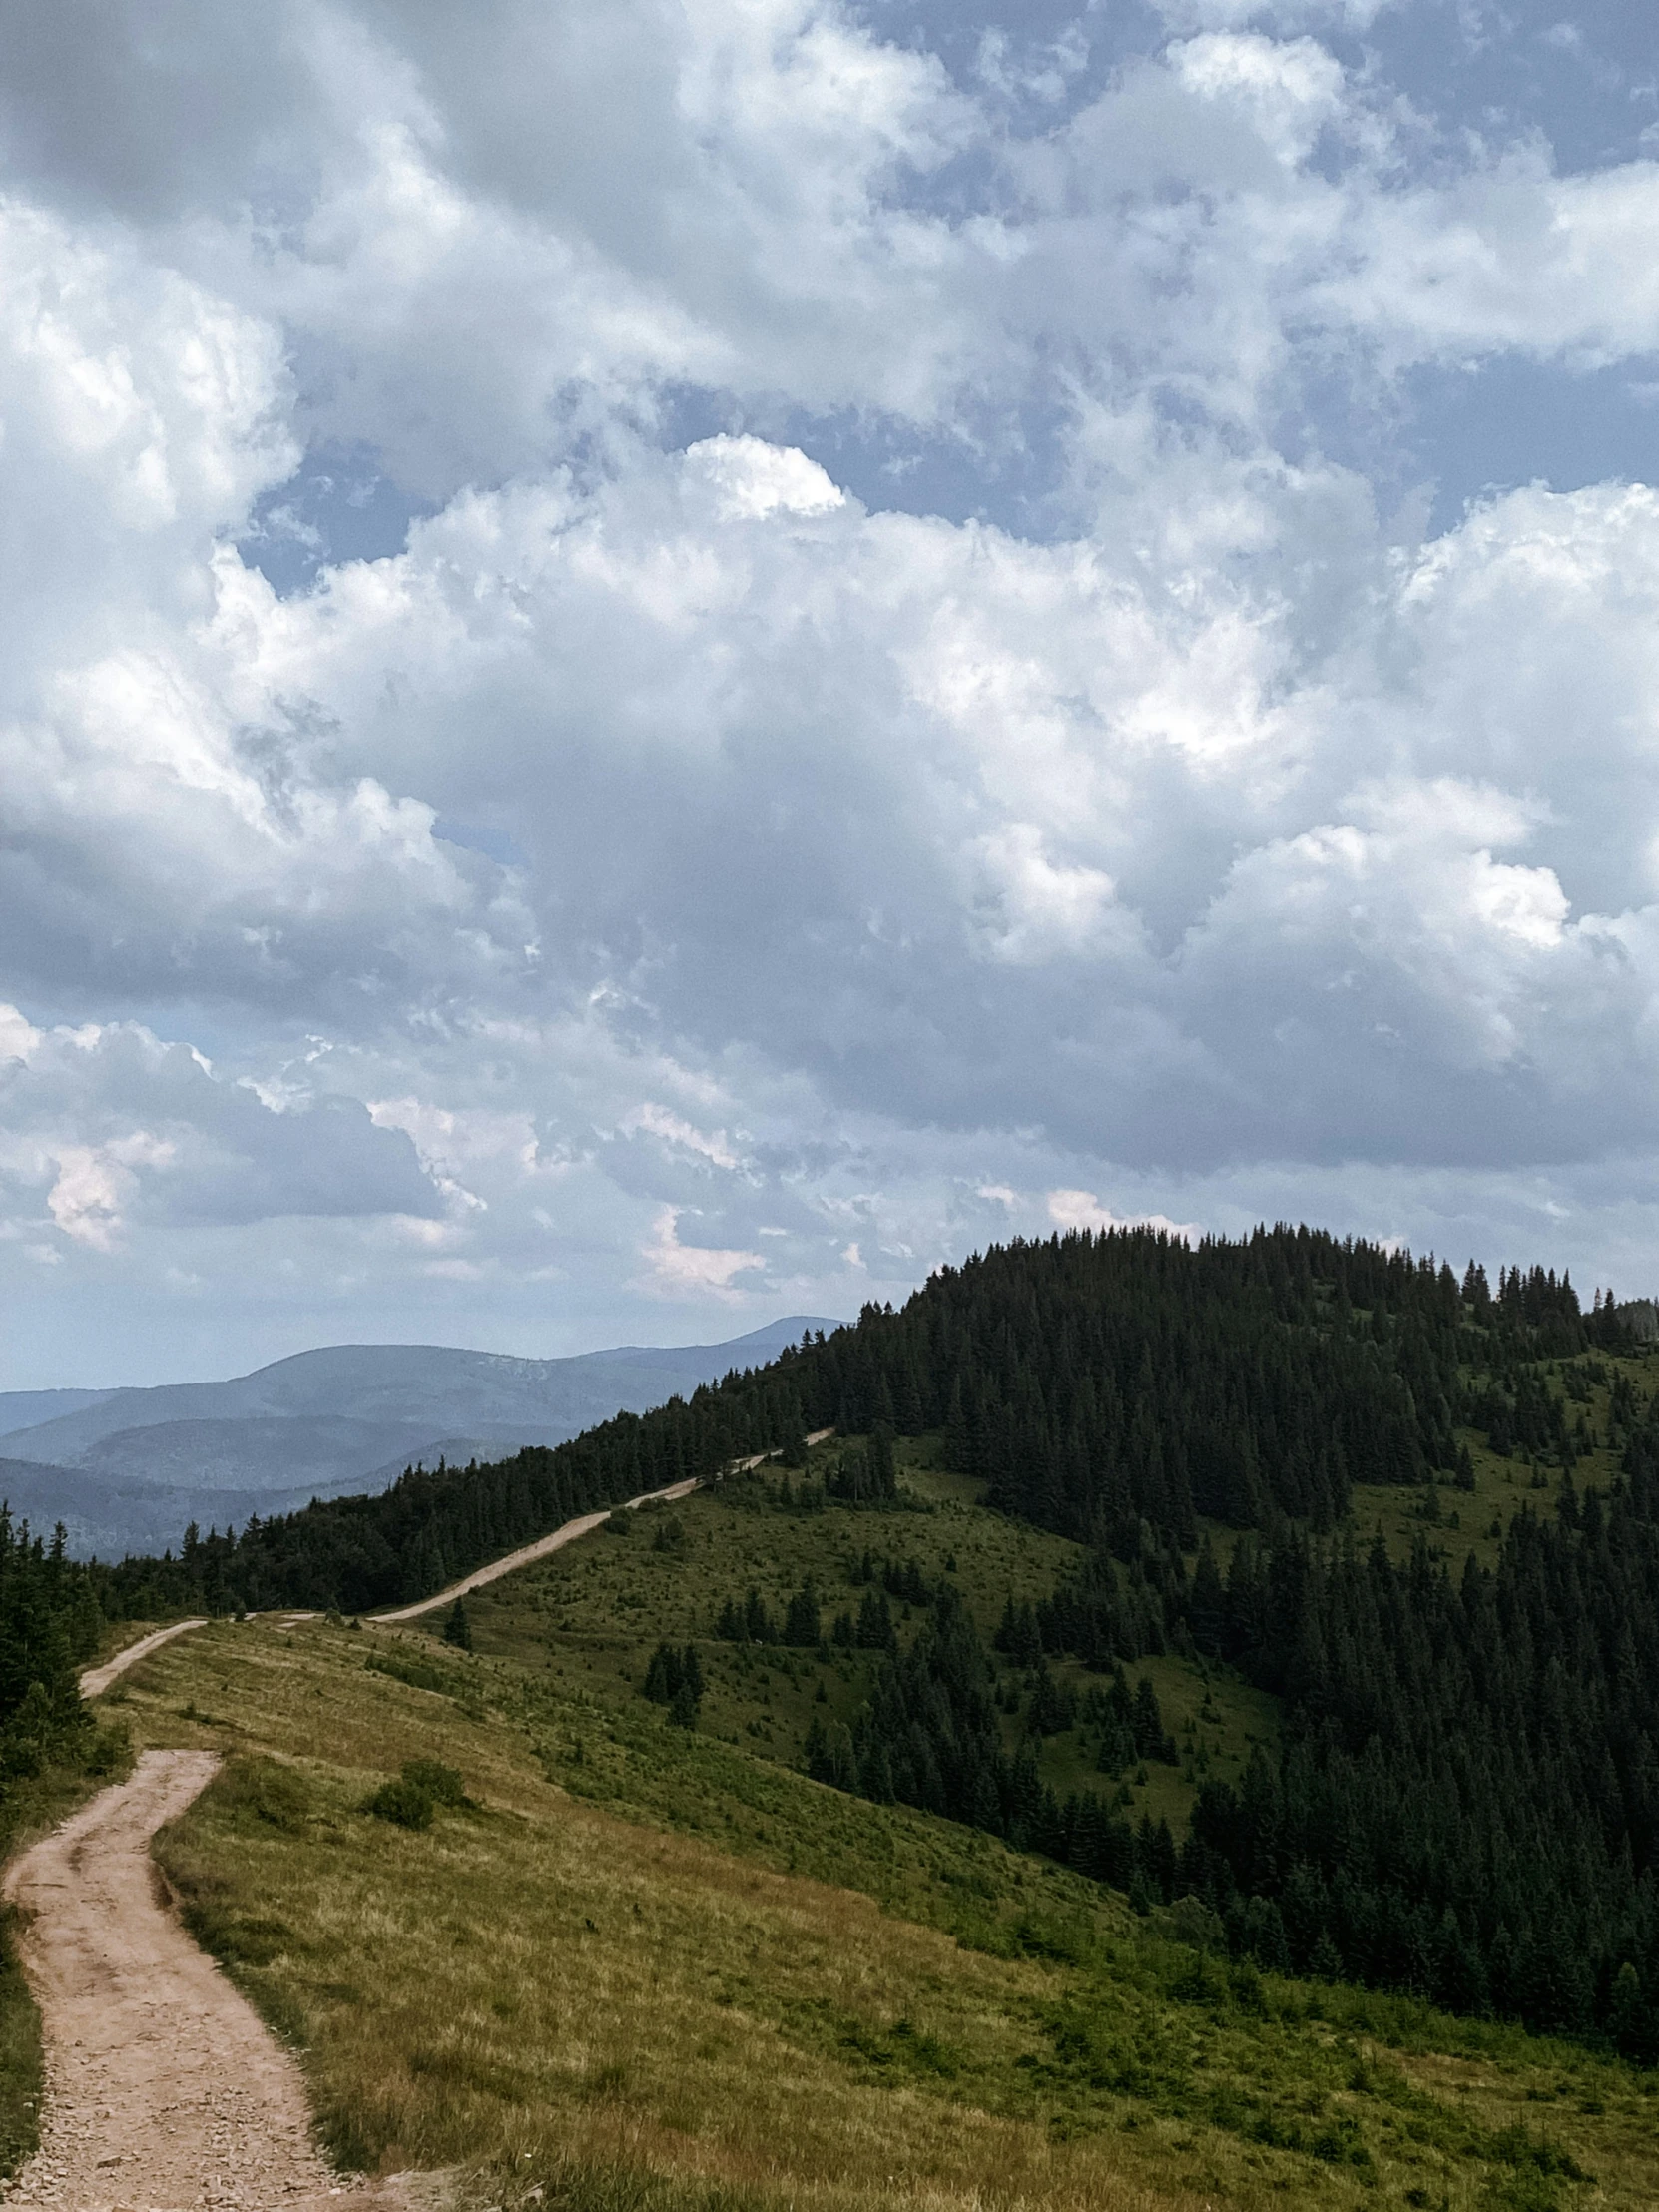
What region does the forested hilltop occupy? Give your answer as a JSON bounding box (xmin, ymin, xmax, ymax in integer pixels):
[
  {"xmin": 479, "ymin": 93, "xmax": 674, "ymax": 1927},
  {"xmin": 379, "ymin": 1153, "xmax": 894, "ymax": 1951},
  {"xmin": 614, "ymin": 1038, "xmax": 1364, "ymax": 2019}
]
[
  {"xmin": 20, "ymin": 1225, "xmax": 1659, "ymax": 2058},
  {"xmin": 92, "ymin": 1227, "xmax": 1618, "ymax": 1610}
]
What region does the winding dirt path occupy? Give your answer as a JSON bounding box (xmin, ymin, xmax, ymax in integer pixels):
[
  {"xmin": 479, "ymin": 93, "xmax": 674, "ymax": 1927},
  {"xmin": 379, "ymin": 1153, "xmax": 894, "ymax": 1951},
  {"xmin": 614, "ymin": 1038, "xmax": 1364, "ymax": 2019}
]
[
  {"xmin": 4, "ymin": 1425, "xmax": 836, "ymax": 2205},
  {"xmin": 1, "ymin": 1750, "xmax": 431, "ymax": 2211},
  {"xmin": 78, "ymin": 1619, "xmax": 209, "ymax": 1700}
]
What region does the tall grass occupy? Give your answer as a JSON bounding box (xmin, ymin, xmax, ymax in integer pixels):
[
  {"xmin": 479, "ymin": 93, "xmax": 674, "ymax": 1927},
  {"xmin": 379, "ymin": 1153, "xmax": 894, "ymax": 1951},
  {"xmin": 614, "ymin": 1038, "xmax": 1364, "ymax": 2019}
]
[{"xmin": 106, "ymin": 1614, "xmax": 1655, "ymax": 2212}]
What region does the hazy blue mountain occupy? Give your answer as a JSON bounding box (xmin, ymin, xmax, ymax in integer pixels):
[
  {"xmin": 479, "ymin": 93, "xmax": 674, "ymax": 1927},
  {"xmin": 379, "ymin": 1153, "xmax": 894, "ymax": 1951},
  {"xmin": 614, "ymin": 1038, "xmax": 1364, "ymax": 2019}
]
[
  {"xmin": 0, "ymin": 1317, "xmax": 837, "ymax": 1555},
  {"xmin": 0, "ymin": 1387, "xmax": 120, "ymax": 1440},
  {"xmin": 0, "ymin": 1454, "xmax": 355, "ymax": 1563}
]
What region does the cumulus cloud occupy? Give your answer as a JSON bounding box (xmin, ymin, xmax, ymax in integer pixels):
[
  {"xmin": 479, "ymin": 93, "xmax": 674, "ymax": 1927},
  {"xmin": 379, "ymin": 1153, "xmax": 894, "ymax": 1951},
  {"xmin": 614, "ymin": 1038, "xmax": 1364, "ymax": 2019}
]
[
  {"xmin": 624, "ymin": 1104, "xmax": 744, "ymax": 1173},
  {"xmin": 6, "ymin": 0, "xmax": 1659, "ymax": 1379},
  {"xmin": 0, "ymin": 1012, "xmax": 442, "ymax": 1261},
  {"xmin": 47, "ymin": 1134, "xmax": 177, "ymax": 1253},
  {"xmin": 685, "ymin": 436, "xmax": 844, "ymax": 523},
  {"xmin": 637, "ymin": 1206, "xmax": 765, "ymax": 1299},
  {"xmin": 1169, "ymin": 34, "xmax": 1346, "ymax": 168},
  {"xmin": 1046, "ymin": 1191, "xmax": 1201, "ymax": 1243}
]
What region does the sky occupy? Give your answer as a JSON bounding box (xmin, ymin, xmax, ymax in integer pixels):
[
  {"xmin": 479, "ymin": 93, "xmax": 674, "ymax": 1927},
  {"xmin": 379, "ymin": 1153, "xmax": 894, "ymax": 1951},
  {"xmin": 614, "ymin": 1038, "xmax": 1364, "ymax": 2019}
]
[{"xmin": 4, "ymin": 0, "xmax": 1659, "ymax": 1386}]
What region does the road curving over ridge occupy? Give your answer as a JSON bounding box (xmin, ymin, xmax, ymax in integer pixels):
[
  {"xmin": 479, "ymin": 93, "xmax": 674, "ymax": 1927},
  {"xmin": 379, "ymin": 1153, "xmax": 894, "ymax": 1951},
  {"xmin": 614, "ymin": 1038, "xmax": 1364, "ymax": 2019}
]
[{"xmin": 367, "ymin": 1429, "xmax": 831, "ymax": 1626}]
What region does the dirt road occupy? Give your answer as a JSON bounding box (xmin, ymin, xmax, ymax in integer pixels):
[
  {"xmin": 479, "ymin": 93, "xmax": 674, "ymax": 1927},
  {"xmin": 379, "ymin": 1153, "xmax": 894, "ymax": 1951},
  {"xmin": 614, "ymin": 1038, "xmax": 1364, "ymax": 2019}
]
[
  {"xmin": 1, "ymin": 1748, "xmax": 440, "ymax": 2211},
  {"xmin": 1, "ymin": 1428, "xmax": 838, "ymax": 2204},
  {"xmin": 371, "ymin": 1431, "xmax": 832, "ymax": 1625},
  {"xmin": 370, "ymin": 1474, "xmax": 703, "ymax": 1622},
  {"xmin": 78, "ymin": 1619, "xmax": 209, "ymax": 1700}
]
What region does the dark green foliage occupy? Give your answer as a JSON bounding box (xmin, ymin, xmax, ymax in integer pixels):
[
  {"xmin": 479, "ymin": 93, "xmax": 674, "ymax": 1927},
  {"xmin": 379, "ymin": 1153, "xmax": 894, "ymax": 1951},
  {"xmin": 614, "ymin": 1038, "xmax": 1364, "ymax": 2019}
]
[
  {"xmin": 879, "ymin": 1557, "xmax": 929, "ymax": 1605},
  {"xmin": 803, "ymin": 1714, "xmax": 858, "ymax": 1792},
  {"xmin": 716, "ymin": 1591, "xmax": 778, "ymax": 1644},
  {"xmin": 1087, "ymin": 1674, "xmax": 1140, "ymax": 1776},
  {"xmin": 1025, "ymin": 1662, "xmax": 1076, "ymax": 1738},
  {"xmin": 824, "ymin": 1425, "xmax": 899, "ymax": 1505},
  {"xmin": 922, "ymin": 1231, "xmax": 1471, "ymax": 1541},
  {"xmin": 806, "ymin": 1581, "xmax": 1177, "ymax": 1905},
  {"xmin": 363, "ymin": 1757, "xmax": 465, "ymax": 1828},
  {"xmin": 995, "ymin": 1596, "xmax": 1042, "ymax": 1665},
  {"xmin": 668, "ymin": 1681, "xmax": 700, "ymax": 1730},
  {"xmin": 1131, "ymin": 1677, "xmax": 1175, "ymax": 1763},
  {"xmin": 853, "ymin": 1588, "xmax": 894, "ymax": 1651},
  {"xmin": 642, "ymin": 1643, "xmax": 704, "ymax": 1722},
  {"xmin": 0, "ymin": 1517, "xmax": 100, "ymax": 1790},
  {"xmin": 782, "ymin": 1577, "xmax": 821, "ymax": 1647},
  {"xmin": 362, "ymin": 1775, "xmax": 434, "ymax": 1830},
  {"xmin": 402, "ymin": 1758, "xmax": 465, "ymax": 1807},
  {"xmin": 1145, "ymin": 1459, "xmax": 1659, "ymax": 2049},
  {"xmin": 442, "ymin": 1598, "xmax": 473, "ymax": 1651}
]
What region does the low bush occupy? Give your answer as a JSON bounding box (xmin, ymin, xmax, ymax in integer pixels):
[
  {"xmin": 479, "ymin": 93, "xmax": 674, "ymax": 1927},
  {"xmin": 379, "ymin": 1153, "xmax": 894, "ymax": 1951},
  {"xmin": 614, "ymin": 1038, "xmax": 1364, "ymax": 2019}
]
[
  {"xmin": 363, "ymin": 1758, "xmax": 467, "ymax": 1829},
  {"xmin": 363, "ymin": 1775, "xmax": 435, "ymax": 1831},
  {"xmin": 402, "ymin": 1758, "xmax": 465, "ymax": 1807}
]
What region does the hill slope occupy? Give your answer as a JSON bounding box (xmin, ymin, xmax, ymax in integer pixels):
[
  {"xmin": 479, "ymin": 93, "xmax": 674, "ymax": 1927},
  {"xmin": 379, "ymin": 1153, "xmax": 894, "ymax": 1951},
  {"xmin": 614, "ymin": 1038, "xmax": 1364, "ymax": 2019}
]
[
  {"xmin": 10, "ymin": 1223, "xmax": 1659, "ymax": 2209},
  {"xmin": 79, "ymin": 1223, "xmax": 1659, "ymax": 2057},
  {"xmin": 84, "ymin": 1604, "xmax": 1656, "ymax": 2212},
  {"xmin": 0, "ymin": 1389, "xmax": 119, "ymax": 1440}
]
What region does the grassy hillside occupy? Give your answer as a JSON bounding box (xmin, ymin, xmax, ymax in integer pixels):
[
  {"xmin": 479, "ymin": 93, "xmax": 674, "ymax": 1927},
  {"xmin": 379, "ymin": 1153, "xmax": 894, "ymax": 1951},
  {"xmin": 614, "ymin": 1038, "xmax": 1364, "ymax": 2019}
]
[
  {"xmin": 72, "ymin": 1231, "xmax": 1659, "ymax": 2050},
  {"xmin": 453, "ymin": 1437, "xmax": 1278, "ymax": 1850},
  {"xmin": 451, "ymin": 1359, "xmax": 1653, "ymax": 1856},
  {"xmin": 5, "ymin": 1233, "xmax": 1658, "ymax": 2205},
  {"xmin": 82, "ymin": 1599, "xmax": 1657, "ymax": 2212},
  {"xmin": 1348, "ymin": 1348, "xmax": 1650, "ymax": 1571}
]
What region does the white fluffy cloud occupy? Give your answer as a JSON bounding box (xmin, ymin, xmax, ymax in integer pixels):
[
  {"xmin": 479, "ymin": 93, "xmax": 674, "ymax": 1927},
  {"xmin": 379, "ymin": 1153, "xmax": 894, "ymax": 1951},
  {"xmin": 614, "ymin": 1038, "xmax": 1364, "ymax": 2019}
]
[
  {"xmin": 5, "ymin": 0, "xmax": 1659, "ymax": 1381},
  {"xmin": 0, "ymin": 1010, "xmax": 441, "ymax": 1263},
  {"xmin": 1149, "ymin": 0, "xmax": 1389, "ymax": 27},
  {"xmin": 1046, "ymin": 1191, "xmax": 1200, "ymax": 1243}
]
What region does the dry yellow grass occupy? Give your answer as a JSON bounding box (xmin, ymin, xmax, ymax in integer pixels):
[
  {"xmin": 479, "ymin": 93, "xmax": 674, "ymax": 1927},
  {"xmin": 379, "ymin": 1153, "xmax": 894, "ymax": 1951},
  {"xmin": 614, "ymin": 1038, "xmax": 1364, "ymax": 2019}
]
[{"xmin": 89, "ymin": 1614, "xmax": 1659, "ymax": 2212}]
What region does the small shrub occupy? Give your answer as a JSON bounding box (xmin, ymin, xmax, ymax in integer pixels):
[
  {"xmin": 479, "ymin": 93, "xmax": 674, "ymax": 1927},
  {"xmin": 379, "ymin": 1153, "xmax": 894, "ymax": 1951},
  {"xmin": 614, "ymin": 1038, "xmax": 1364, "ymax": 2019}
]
[
  {"xmin": 643, "ymin": 1643, "xmax": 704, "ymax": 1719},
  {"xmin": 84, "ymin": 1717, "xmax": 131, "ymax": 1778},
  {"xmin": 1228, "ymin": 1958, "xmax": 1268, "ymax": 2015},
  {"xmin": 363, "ymin": 1776, "xmax": 435, "ymax": 1831},
  {"xmin": 402, "ymin": 1758, "xmax": 465, "ymax": 1806},
  {"xmin": 669, "ymin": 1681, "xmax": 699, "ymax": 1729}
]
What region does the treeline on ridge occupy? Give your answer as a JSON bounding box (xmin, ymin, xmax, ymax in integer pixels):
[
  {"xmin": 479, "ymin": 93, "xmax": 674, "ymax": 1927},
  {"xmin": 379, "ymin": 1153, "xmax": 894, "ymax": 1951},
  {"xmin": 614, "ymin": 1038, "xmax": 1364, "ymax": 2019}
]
[{"xmin": 92, "ymin": 1224, "xmax": 1627, "ymax": 1619}]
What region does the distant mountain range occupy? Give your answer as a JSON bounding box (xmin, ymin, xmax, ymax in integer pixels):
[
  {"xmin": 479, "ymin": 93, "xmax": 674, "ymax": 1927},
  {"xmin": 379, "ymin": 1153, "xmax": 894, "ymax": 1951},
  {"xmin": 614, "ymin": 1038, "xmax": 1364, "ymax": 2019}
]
[{"xmin": 0, "ymin": 1318, "xmax": 838, "ymax": 1560}]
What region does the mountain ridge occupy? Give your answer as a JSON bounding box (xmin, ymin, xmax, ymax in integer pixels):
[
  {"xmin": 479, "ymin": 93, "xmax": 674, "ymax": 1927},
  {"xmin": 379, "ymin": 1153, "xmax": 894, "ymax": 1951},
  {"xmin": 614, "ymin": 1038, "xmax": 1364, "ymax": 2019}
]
[{"xmin": 0, "ymin": 1316, "xmax": 838, "ymax": 1556}]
